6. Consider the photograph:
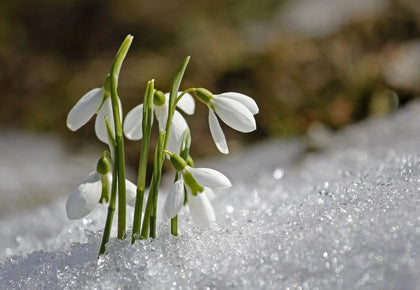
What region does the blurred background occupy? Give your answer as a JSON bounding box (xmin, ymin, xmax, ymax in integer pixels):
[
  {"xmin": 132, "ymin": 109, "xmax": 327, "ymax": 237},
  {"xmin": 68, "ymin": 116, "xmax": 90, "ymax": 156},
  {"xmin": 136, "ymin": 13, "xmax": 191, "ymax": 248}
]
[{"xmin": 1, "ymin": 0, "xmax": 420, "ymax": 211}]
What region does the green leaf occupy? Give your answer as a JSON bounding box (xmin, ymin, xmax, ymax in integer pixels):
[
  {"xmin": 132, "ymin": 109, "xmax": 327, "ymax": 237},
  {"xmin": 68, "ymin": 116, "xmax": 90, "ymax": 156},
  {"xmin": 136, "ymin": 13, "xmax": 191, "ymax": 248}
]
[
  {"xmin": 168, "ymin": 56, "xmax": 190, "ymax": 110},
  {"xmin": 111, "ymin": 35, "xmax": 133, "ymax": 82}
]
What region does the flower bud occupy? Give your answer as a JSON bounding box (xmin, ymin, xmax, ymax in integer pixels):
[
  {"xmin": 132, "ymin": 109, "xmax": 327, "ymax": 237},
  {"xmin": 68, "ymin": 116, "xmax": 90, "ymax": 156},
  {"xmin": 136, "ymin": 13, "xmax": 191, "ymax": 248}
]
[
  {"xmin": 153, "ymin": 90, "xmax": 166, "ymax": 106},
  {"xmin": 195, "ymin": 88, "xmax": 213, "ymax": 104},
  {"xmin": 96, "ymin": 154, "xmax": 111, "ymax": 175},
  {"xmin": 169, "ymin": 153, "xmax": 187, "ymax": 172}
]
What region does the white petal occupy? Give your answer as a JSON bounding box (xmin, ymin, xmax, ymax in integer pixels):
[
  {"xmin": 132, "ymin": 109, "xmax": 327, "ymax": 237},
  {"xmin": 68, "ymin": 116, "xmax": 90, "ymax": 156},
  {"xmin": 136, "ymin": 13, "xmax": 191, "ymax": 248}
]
[
  {"xmin": 95, "ymin": 97, "xmax": 123, "ymax": 144},
  {"xmin": 167, "ymin": 110, "xmax": 189, "ymax": 154},
  {"xmin": 203, "ymin": 187, "xmax": 216, "ymax": 200},
  {"xmin": 188, "ymin": 166, "xmax": 232, "ymax": 189},
  {"xmin": 125, "ymin": 179, "xmax": 137, "ymax": 207},
  {"xmin": 123, "ymin": 104, "xmax": 144, "ymax": 140},
  {"xmin": 212, "ymin": 97, "xmax": 256, "ymax": 133},
  {"xmin": 104, "ymin": 172, "xmax": 112, "ymax": 185},
  {"xmin": 164, "ymin": 180, "xmax": 185, "ymax": 219},
  {"xmin": 155, "ymin": 102, "xmax": 168, "ymax": 131},
  {"xmin": 208, "ymin": 110, "xmax": 229, "ymax": 154},
  {"xmin": 176, "ymin": 92, "xmax": 195, "ymax": 115},
  {"xmin": 66, "ymin": 172, "xmax": 102, "ymax": 220},
  {"xmin": 217, "ymin": 92, "xmax": 259, "ymax": 115},
  {"xmin": 188, "ymin": 192, "xmax": 215, "ymax": 228},
  {"xmin": 163, "ymin": 91, "xmax": 195, "ymax": 115},
  {"xmin": 67, "ymin": 88, "xmax": 104, "ymax": 131}
]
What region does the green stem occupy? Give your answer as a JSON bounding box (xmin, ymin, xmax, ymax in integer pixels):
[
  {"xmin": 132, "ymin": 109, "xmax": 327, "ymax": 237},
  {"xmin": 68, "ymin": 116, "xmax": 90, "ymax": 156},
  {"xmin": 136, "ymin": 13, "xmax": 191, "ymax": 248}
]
[
  {"xmin": 174, "ymin": 88, "xmax": 197, "ymax": 105},
  {"xmin": 150, "ymin": 131, "xmax": 164, "ymax": 238},
  {"xmin": 140, "ymin": 196, "xmax": 151, "ymax": 239},
  {"xmin": 141, "ymin": 130, "xmax": 165, "ymax": 239},
  {"xmin": 99, "ymin": 118, "xmax": 117, "ymax": 256},
  {"xmin": 163, "ymin": 56, "xmax": 190, "ymax": 151},
  {"xmin": 115, "ymin": 137, "xmax": 126, "ymax": 239},
  {"xmin": 98, "ymin": 154, "xmax": 118, "ymax": 256},
  {"xmin": 132, "ymin": 80, "xmax": 154, "ymax": 244},
  {"xmin": 171, "ymin": 216, "xmax": 178, "ymax": 236},
  {"xmin": 110, "ymin": 35, "xmax": 133, "ymax": 239}
]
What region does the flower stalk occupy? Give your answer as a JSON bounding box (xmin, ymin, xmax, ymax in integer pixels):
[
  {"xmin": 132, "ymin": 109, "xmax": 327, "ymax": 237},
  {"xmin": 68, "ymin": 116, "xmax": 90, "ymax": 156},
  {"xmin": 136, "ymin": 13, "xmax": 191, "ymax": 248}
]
[
  {"xmin": 140, "ymin": 130, "xmax": 165, "ymax": 239},
  {"xmin": 131, "ymin": 79, "xmax": 154, "ymax": 243},
  {"xmin": 99, "ymin": 118, "xmax": 118, "ymax": 255},
  {"xmin": 150, "ymin": 130, "xmax": 165, "ymax": 238},
  {"xmin": 109, "ymin": 35, "xmax": 133, "ymax": 239},
  {"xmin": 164, "ymin": 56, "xmax": 190, "ymax": 150}
]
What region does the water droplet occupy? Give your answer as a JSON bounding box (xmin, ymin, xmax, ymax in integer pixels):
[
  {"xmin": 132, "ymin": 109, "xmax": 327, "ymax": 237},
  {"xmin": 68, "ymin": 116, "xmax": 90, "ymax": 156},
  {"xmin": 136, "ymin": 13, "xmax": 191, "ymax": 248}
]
[
  {"xmin": 272, "ymin": 168, "xmax": 284, "ymax": 180},
  {"xmin": 226, "ymin": 205, "xmax": 234, "ymax": 214}
]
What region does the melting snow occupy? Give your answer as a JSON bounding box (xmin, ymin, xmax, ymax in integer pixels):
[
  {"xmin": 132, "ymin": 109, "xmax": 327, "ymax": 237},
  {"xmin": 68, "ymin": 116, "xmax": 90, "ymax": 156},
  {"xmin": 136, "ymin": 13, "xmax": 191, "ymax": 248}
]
[{"xmin": 1, "ymin": 101, "xmax": 420, "ymax": 289}]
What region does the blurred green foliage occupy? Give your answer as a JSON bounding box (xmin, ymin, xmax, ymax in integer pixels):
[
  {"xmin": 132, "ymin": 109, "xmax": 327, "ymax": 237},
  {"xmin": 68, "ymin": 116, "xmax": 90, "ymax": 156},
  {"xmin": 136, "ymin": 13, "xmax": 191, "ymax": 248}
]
[{"xmin": 1, "ymin": 0, "xmax": 420, "ymax": 167}]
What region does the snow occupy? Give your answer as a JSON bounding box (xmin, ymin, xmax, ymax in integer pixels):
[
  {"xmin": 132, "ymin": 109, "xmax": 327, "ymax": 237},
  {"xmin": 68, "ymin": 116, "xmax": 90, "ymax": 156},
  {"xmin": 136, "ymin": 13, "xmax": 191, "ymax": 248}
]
[{"xmin": 2, "ymin": 101, "xmax": 420, "ymax": 289}]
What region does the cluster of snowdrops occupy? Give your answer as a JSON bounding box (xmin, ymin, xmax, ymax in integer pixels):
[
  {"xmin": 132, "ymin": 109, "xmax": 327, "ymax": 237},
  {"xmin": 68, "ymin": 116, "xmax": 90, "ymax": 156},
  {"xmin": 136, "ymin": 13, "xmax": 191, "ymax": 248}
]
[{"xmin": 65, "ymin": 35, "xmax": 259, "ymax": 255}]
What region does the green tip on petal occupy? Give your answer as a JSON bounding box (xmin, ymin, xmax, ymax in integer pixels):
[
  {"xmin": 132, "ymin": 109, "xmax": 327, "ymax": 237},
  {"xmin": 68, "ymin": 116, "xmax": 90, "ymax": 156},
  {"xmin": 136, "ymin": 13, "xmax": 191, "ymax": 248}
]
[{"xmin": 183, "ymin": 171, "xmax": 204, "ymax": 196}]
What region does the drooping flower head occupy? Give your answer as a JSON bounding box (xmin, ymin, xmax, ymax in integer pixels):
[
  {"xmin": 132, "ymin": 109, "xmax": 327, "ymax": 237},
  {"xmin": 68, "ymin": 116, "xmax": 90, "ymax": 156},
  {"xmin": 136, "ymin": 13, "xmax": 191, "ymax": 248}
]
[
  {"xmin": 163, "ymin": 152, "xmax": 231, "ymax": 227},
  {"xmin": 66, "ymin": 75, "xmax": 122, "ymax": 144},
  {"xmin": 66, "ymin": 155, "xmax": 137, "ymax": 220},
  {"xmin": 123, "ymin": 90, "xmax": 195, "ymax": 154},
  {"xmin": 194, "ymin": 88, "xmax": 259, "ymax": 154}
]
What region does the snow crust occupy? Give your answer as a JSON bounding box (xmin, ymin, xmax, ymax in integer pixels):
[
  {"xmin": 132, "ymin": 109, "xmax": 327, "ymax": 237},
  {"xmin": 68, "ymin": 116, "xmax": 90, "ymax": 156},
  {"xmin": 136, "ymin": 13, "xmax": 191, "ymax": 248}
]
[{"xmin": 2, "ymin": 101, "xmax": 420, "ymax": 289}]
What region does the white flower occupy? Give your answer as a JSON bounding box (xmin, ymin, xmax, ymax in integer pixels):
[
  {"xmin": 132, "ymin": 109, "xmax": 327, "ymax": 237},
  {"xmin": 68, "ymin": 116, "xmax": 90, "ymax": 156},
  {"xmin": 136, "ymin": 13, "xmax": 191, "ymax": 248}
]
[
  {"xmin": 66, "ymin": 87, "xmax": 122, "ymax": 144},
  {"xmin": 163, "ymin": 180, "xmax": 218, "ymax": 228},
  {"xmin": 186, "ymin": 166, "xmax": 232, "ymax": 190},
  {"xmin": 66, "ymin": 171, "xmax": 137, "ymax": 220},
  {"xmin": 197, "ymin": 90, "xmax": 258, "ymax": 154},
  {"xmin": 123, "ymin": 92, "xmax": 194, "ymax": 153},
  {"xmin": 163, "ymin": 163, "xmax": 231, "ymax": 227}
]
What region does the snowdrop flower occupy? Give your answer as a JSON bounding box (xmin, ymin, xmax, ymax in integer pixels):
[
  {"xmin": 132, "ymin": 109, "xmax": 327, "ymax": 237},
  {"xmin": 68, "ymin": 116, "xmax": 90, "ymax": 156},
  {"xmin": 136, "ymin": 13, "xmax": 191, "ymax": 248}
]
[
  {"xmin": 66, "ymin": 171, "xmax": 111, "ymax": 220},
  {"xmin": 66, "ymin": 82, "xmax": 122, "ymax": 144},
  {"xmin": 66, "ymin": 156, "xmax": 137, "ymax": 220},
  {"xmin": 123, "ymin": 91, "xmax": 195, "ymax": 153},
  {"xmin": 164, "ymin": 181, "xmax": 217, "ymax": 228},
  {"xmin": 66, "ymin": 172, "xmax": 137, "ymax": 220},
  {"xmin": 164, "ymin": 153, "xmax": 231, "ymax": 227},
  {"xmin": 195, "ymin": 88, "xmax": 259, "ymax": 154}
]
